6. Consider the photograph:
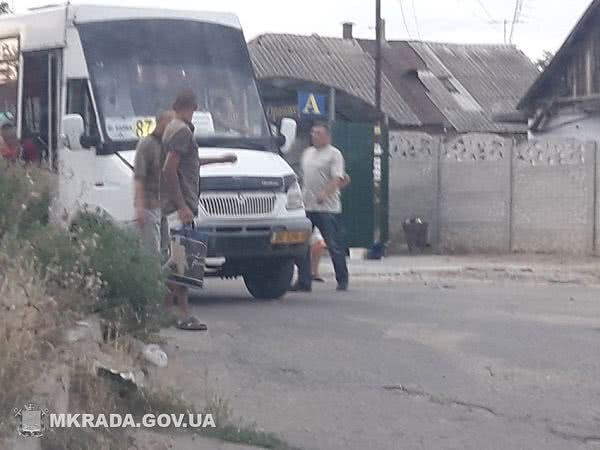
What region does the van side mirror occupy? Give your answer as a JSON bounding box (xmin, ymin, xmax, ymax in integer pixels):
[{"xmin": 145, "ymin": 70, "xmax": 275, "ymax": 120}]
[
  {"xmin": 80, "ymin": 134, "xmax": 101, "ymax": 149},
  {"xmin": 62, "ymin": 114, "xmax": 101, "ymax": 150},
  {"xmin": 279, "ymin": 118, "xmax": 297, "ymax": 155},
  {"xmin": 62, "ymin": 114, "xmax": 85, "ymax": 150}
]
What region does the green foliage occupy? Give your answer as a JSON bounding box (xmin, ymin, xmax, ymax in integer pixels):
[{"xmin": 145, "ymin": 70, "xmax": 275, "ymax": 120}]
[
  {"xmin": 0, "ymin": 165, "xmax": 165, "ymax": 334},
  {"xmin": 0, "ymin": 163, "xmax": 28, "ymax": 236},
  {"xmin": 0, "ymin": 2, "xmax": 11, "ymax": 15},
  {"xmin": 0, "ymin": 164, "xmax": 52, "ymax": 238},
  {"xmin": 535, "ymin": 50, "xmax": 554, "ymax": 72},
  {"xmin": 71, "ymin": 211, "xmax": 166, "ymax": 329}
]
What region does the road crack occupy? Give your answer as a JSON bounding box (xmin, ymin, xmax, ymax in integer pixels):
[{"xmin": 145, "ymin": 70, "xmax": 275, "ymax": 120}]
[
  {"xmin": 547, "ymin": 426, "xmax": 600, "ymax": 444},
  {"xmin": 382, "ymin": 385, "xmax": 497, "ymax": 416},
  {"xmin": 383, "ymin": 385, "xmax": 600, "ymax": 445}
]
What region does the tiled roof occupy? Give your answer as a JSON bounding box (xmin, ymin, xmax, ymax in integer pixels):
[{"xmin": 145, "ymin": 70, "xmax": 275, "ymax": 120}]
[{"xmin": 249, "ymin": 34, "xmax": 421, "ymax": 126}]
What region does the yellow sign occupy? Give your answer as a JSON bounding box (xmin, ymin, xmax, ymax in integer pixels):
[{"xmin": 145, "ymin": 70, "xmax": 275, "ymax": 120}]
[
  {"xmin": 298, "ymin": 92, "xmax": 327, "ymax": 117},
  {"xmin": 302, "ymin": 94, "xmax": 321, "ymax": 115},
  {"xmin": 135, "ymin": 118, "xmax": 156, "ymax": 138}
]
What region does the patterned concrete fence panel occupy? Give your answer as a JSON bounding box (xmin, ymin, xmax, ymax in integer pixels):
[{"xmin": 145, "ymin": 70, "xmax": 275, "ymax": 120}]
[
  {"xmin": 439, "ymin": 134, "xmax": 512, "ymax": 252},
  {"xmin": 388, "ymin": 132, "xmax": 439, "ymax": 252},
  {"xmin": 512, "ymin": 139, "xmax": 596, "ymax": 254}
]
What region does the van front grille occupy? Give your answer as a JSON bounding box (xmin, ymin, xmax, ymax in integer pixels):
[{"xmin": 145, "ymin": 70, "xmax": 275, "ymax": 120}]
[{"xmin": 200, "ymin": 192, "xmax": 277, "ymax": 218}]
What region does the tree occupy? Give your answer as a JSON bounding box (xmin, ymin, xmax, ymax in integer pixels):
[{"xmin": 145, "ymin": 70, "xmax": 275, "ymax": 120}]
[
  {"xmin": 535, "ymin": 51, "xmax": 554, "ymax": 72},
  {"xmin": 0, "ymin": 2, "xmax": 13, "ymax": 14}
]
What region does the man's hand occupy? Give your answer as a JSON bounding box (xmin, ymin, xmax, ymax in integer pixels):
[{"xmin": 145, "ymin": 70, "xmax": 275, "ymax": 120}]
[
  {"xmin": 136, "ymin": 206, "xmax": 146, "ymax": 227},
  {"xmin": 221, "ymin": 153, "xmax": 237, "ymax": 164},
  {"xmin": 341, "ymin": 174, "xmax": 351, "ymax": 190},
  {"xmin": 317, "ymin": 191, "xmax": 328, "ymax": 204},
  {"xmin": 178, "ymin": 206, "xmax": 194, "ymax": 225}
]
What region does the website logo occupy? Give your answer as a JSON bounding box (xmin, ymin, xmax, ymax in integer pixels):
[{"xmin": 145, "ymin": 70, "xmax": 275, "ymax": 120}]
[{"xmin": 14, "ymin": 403, "xmax": 48, "ymax": 438}]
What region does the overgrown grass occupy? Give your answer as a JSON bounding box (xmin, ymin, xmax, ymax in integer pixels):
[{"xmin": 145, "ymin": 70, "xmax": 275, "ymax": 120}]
[
  {"xmin": 51, "ymin": 370, "xmax": 299, "ymax": 450},
  {"xmin": 0, "ymin": 163, "xmax": 165, "ymax": 336},
  {"xmin": 68, "ymin": 211, "xmax": 166, "ymax": 334},
  {"xmin": 0, "ymin": 163, "xmax": 164, "ymax": 435},
  {"xmin": 0, "ymin": 251, "xmax": 64, "ymax": 435},
  {"xmin": 0, "ymin": 164, "xmax": 294, "ymax": 449}
]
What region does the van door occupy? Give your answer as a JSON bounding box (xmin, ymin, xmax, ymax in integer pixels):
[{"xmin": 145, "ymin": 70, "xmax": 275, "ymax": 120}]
[
  {"xmin": 21, "ymin": 50, "xmax": 61, "ymax": 167},
  {"xmin": 56, "ymin": 78, "xmax": 99, "ymax": 224}
]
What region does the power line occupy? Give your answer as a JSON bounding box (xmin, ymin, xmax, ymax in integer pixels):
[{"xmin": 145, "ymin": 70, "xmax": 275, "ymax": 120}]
[
  {"xmin": 411, "ymin": 0, "xmax": 422, "ymax": 40},
  {"xmin": 397, "ymin": 0, "xmax": 413, "ymax": 39},
  {"xmin": 474, "ymin": 0, "xmax": 496, "ymax": 22},
  {"xmin": 509, "ymin": 0, "xmax": 525, "ymax": 44}
]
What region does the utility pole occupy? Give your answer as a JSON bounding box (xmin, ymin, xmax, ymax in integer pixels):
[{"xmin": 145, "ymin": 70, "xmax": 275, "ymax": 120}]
[
  {"xmin": 373, "ymin": 0, "xmax": 384, "ymax": 246},
  {"xmin": 375, "ymin": 0, "xmax": 382, "ymax": 118}
]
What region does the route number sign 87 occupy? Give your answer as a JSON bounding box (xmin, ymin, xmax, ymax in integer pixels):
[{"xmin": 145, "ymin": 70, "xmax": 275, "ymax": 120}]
[{"xmin": 135, "ymin": 119, "xmax": 156, "ymax": 138}]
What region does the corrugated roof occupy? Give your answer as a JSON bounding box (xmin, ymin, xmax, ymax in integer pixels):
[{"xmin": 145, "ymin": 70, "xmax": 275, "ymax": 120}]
[
  {"xmin": 359, "ymin": 40, "xmax": 448, "ymax": 127},
  {"xmin": 409, "ymin": 42, "xmax": 539, "ymax": 133},
  {"xmin": 249, "ymin": 33, "xmax": 538, "ymax": 133},
  {"xmin": 249, "ymin": 34, "xmax": 421, "ymax": 126}
]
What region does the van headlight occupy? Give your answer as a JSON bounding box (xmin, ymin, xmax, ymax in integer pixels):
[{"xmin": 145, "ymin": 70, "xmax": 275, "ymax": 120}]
[{"xmin": 286, "ymin": 180, "xmax": 304, "ymax": 210}]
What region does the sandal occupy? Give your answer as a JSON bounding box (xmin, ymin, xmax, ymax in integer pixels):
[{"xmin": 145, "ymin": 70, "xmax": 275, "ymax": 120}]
[
  {"xmin": 176, "ymin": 316, "xmax": 208, "ymax": 331},
  {"xmin": 312, "ymin": 275, "xmax": 326, "ymax": 283}
]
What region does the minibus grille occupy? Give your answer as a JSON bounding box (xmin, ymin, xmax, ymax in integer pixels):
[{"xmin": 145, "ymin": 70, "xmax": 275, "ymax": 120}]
[{"xmin": 200, "ymin": 192, "xmax": 277, "ymax": 217}]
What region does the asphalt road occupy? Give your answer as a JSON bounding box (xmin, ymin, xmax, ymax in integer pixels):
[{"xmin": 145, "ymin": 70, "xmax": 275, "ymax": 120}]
[{"xmin": 159, "ymin": 277, "xmax": 600, "ymax": 450}]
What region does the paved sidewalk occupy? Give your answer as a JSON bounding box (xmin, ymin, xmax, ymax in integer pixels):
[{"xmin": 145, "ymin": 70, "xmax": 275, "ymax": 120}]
[{"xmin": 318, "ymin": 253, "xmax": 600, "ymax": 284}]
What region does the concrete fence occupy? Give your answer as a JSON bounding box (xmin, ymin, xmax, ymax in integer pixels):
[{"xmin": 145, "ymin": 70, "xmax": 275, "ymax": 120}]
[{"xmin": 389, "ymin": 131, "xmax": 599, "ymax": 255}]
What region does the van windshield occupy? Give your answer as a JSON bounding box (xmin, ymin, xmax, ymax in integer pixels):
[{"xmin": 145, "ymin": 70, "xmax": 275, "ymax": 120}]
[{"xmin": 78, "ymin": 20, "xmax": 270, "ymax": 147}]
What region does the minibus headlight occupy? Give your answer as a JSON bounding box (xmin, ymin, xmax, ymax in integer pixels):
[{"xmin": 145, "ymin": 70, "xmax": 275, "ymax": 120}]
[{"xmin": 286, "ymin": 180, "xmax": 304, "ymax": 210}]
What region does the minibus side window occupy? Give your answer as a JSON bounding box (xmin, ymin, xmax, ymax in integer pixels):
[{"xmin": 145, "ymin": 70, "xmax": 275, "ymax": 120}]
[
  {"xmin": 0, "ymin": 37, "xmax": 19, "ymax": 124},
  {"xmin": 66, "ymin": 79, "xmax": 98, "ymax": 137}
]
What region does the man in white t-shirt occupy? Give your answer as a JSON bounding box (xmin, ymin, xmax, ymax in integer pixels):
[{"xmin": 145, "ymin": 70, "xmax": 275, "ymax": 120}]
[{"xmin": 290, "ymin": 123, "xmax": 349, "ymax": 292}]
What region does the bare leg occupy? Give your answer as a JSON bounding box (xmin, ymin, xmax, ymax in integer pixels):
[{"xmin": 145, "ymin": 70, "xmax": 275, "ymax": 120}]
[
  {"xmin": 165, "ymin": 281, "xmax": 176, "ymax": 311},
  {"xmin": 167, "ymin": 282, "xmax": 206, "ymax": 330},
  {"xmin": 175, "ymin": 285, "xmax": 190, "ymax": 318},
  {"xmin": 166, "ymin": 282, "xmax": 189, "ymax": 316},
  {"xmin": 311, "ymin": 242, "xmax": 326, "ymax": 278}
]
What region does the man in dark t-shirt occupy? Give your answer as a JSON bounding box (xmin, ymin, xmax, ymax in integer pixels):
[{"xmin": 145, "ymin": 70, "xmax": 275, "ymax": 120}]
[{"xmin": 162, "ymin": 89, "xmax": 236, "ymax": 331}]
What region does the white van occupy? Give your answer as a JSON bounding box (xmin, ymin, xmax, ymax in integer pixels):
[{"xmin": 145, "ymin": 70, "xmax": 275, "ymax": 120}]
[{"xmin": 1, "ymin": 4, "xmax": 311, "ymax": 299}]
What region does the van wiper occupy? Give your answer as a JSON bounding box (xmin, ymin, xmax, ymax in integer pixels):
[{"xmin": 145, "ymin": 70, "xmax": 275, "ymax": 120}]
[{"xmin": 196, "ymin": 136, "xmax": 277, "ymax": 152}]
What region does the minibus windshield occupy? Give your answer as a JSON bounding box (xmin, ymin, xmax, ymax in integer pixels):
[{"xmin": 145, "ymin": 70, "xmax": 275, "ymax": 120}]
[{"xmin": 78, "ymin": 19, "xmax": 270, "ymax": 147}]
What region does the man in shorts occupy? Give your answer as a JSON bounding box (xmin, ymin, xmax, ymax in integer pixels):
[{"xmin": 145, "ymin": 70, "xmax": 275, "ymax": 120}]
[
  {"xmin": 134, "ymin": 110, "xmax": 174, "ymax": 256},
  {"xmin": 162, "ymin": 89, "xmax": 236, "ymax": 331}
]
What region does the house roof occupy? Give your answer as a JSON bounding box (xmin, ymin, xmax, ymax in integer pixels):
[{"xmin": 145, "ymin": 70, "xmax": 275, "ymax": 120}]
[
  {"xmin": 249, "ymin": 33, "xmax": 538, "ymax": 133},
  {"xmin": 518, "ymin": 0, "xmax": 600, "ymax": 111},
  {"xmin": 357, "ymin": 40, "xmax": 449, "ymax": 127},
  {"xmin": 249, "ymin": 33, "xmax": 421, "ymax": 126},
  {"xmin": 408, "ymin": 42, "xmax": 539, "ymax": 133}
]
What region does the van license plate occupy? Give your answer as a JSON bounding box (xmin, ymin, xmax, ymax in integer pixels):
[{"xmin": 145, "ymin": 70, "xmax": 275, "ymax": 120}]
[{"xmin": 271, "ymin": 231, "xmax": 309, "ymax": 245}]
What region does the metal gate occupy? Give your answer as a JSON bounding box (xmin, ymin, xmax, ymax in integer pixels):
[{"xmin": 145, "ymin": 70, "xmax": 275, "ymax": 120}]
[{"xmin": 332, "ymin": 122, "xmax": 376, "ymax": 248}]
